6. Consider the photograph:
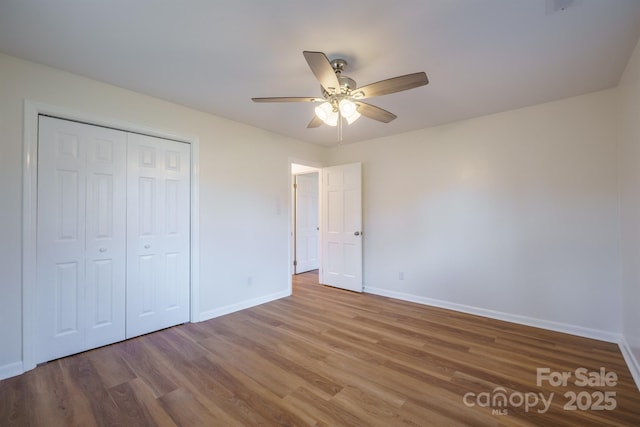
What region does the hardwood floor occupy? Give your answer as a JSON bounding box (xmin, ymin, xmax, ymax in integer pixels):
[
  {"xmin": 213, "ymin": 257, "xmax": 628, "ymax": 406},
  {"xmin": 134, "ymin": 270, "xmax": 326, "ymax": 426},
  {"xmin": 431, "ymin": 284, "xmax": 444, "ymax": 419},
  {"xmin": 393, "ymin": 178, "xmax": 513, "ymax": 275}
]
[{"xmin": 2, "ymin": 270, "xmax": 639, "ymax": 426}]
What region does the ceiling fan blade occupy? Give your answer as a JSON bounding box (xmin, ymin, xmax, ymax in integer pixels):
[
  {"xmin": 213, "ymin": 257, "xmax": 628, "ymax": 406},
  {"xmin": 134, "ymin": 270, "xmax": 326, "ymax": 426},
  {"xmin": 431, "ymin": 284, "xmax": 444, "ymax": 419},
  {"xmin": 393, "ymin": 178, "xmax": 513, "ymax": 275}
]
[
  {"xmin": 355, "ymin": 72, "xmax": 428, "ymax": 99},
  {"xmin": 252, "ymin": 97, "xmax": 322, "ymax": 103},
  {"xmin": 355, "ymin": 102, "xmax": 397, "ymax": 123},
  {"xmin": 303, "ymin": 51, "xmax": 341, "ymax": 94},
  {"xmin": 307, "ymin": 115, "xmax": 323, "ymax": 128}
]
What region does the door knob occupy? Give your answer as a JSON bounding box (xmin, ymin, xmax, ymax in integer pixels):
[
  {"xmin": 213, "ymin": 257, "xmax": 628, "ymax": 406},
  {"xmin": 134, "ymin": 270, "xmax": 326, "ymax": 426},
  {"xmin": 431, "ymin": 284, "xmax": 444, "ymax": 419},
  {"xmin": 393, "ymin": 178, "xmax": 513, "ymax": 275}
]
[
  {"xmin": 144, "ymin": 244, "xmax": 151, "ymax": 249},
  {"xmin": 99, "ymin": 247, "xmax": 107, "ymax": 252},
  {"xmin": 354, "ymin": 231, "xmax": 361, "ymax": 236}
]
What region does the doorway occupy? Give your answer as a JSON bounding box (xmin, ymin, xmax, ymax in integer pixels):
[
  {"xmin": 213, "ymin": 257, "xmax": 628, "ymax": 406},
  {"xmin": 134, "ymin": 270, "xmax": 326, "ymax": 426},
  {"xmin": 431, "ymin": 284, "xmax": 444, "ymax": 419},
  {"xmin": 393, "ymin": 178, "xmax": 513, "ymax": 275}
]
[
  {"xmin": 289, "ymin": 161, "xmax": 364, "ymax": 293},
  {"xmin": 291, "ymin": 163, "xmax": 320, "ymax": 276}
]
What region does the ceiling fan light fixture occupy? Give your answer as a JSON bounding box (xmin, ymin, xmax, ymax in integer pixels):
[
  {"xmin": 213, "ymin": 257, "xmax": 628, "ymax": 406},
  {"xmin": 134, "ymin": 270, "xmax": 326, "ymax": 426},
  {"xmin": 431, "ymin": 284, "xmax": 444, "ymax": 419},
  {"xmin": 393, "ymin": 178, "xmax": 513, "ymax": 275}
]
[
  {"xmin": 339, "ymin": 99, "xmax": 358, "ymax": 118},
  {"xmin": 315, "ymin": 102, "xmax": 338, "ymax": 126},
  {"xmin": 345, "ymin": 110, "xmax": 361, "ymax": 124}
]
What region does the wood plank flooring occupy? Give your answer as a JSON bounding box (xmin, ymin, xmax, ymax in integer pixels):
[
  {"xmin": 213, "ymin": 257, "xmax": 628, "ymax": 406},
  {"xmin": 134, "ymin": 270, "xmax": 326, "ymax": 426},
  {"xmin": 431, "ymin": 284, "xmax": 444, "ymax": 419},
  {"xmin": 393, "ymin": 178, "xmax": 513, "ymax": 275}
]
[{"xmin": 2, "ymin": 270, "xmax": 639, "ymax": 426}]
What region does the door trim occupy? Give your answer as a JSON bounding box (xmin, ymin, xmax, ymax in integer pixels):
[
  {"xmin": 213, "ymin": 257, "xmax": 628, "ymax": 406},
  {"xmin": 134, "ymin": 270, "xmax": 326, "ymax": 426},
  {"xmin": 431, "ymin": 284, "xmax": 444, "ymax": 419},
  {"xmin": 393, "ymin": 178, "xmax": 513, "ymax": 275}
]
[
  {"xmin": 22, "ymin": 100, "xmax": 200, "ymax": 372},
  {"xmin": 288, "ymin": 159, "xmax": 322, "ymax": 293}
]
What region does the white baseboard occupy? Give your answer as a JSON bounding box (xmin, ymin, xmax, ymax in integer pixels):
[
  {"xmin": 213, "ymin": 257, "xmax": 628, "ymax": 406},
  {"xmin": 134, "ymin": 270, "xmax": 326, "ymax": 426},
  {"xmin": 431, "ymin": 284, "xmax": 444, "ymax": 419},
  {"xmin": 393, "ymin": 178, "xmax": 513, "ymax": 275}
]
[
  {"xmin": 364, "ymin": 286, "xmax": 621, "ymax": 343},
  {"xmin": 0, "ymin": 361, "xmax": 24, "ymax": 381},
  {"xmin": 619, "ymin": 336, "xmax": 640, "ymax": 392},
  {"xmin": 198, "ymin": 290, "xmax": 291, "ymax": 322}
]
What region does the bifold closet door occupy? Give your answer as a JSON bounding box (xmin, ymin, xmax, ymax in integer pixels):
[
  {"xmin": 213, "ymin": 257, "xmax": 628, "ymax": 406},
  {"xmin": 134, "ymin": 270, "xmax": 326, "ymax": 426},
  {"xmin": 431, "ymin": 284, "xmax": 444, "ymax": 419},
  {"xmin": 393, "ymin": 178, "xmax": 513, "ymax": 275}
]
[
  {"xmin": 126, "ymin": 133, "xmax": 191, "ymax": 338},
  {"xmin": 36, "ymin": 116, "xmax": 127, "ymax": 363}
]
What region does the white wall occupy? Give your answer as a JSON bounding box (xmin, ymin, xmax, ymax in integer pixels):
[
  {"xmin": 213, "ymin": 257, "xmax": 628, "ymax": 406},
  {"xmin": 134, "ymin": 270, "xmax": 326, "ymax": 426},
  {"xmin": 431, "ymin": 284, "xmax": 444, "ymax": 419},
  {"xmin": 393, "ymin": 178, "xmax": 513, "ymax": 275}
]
[
  {"xmin": 328, "ymin": 89, "xmax": 622, "ymax": 339},
  {"xmin": 0, "ymin": 52, "xmax": 325, "ymax": 376},
  {"xmin": 619, "ymin": 38, "xmax": 640, "ymax": 384}
]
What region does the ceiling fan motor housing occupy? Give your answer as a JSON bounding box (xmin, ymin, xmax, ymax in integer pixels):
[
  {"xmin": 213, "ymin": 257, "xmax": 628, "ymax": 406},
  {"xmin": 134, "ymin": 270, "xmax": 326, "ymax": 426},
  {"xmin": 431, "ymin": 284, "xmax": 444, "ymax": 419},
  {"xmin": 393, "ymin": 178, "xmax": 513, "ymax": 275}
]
[
  {"xmin": 338, "ymin": 75, "xmax": 356, "ymax": 92},
  {"xmin": 321, "ymin": 59, "xmax": 357, "ymax": 99},
  {"xmin": 323, "ymin": 75, "xmax": 356, "ymax": 97}
]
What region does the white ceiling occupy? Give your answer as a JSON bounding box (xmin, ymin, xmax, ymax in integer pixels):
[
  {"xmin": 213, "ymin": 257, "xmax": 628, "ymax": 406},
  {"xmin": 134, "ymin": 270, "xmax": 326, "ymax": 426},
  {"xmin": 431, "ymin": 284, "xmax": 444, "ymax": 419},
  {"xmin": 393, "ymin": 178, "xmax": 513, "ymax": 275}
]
[{"xmin": 1, "ymin": 0, "xmax": 639, "ymax": 146}]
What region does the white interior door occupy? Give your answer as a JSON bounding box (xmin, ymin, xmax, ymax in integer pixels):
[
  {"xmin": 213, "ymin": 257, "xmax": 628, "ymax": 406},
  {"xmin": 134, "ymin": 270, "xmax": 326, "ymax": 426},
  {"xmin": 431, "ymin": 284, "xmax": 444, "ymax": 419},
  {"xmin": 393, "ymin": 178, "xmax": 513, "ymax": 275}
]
[
  {"xmin": 36, "ymin": 116, "xmax": 127, "ymax": 363},
  {"xmin": 295, "ymin": 173, "xmax": 319, "ymax": 273},
  {"xmin": 321, "ymin": 163, "xmax": 363, "ymax": 292},
  {"xmin": 126, "ymin": 133, "xmax": 191, "ymax": 338}
]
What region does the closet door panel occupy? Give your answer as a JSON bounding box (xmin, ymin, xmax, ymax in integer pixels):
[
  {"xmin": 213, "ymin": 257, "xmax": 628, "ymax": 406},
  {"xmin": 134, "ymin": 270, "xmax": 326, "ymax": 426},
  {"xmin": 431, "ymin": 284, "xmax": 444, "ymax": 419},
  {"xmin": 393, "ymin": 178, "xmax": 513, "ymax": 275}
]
[
  {"xmin": 127, "ymin": 133, "xmax": 190, "ymax": 338},
  {"xmin": 85, "ymin": 131, "xmax": 127, "ymax": 348},
  {"xmin": 36, "ymin": 117, "xmax": 126, "ymax": 363},
  {"xmin": 161, "ymin": 143, "xmax": 191, "ymax": 315}
]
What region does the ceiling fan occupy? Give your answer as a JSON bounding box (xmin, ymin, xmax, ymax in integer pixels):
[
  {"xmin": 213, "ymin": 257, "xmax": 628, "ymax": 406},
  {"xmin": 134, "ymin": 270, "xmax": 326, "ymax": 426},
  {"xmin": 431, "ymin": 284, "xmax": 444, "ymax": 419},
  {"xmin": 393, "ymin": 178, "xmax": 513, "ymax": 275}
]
[{"xmin": 252, "ymin": 51, "xmax": 429, "ymax": 138}]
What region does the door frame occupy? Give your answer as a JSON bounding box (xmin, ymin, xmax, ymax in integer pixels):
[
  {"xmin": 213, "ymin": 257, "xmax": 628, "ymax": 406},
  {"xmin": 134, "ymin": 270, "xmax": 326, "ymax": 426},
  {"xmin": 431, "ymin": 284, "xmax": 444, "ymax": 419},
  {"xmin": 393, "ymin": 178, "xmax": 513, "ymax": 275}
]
[
  {"xmin": 22, "ymin": 100, "xmax": 200, "ymax": 373},
  {"xmin": 292, "ymin": 170, "xmax": 320, "ymax": 275},
  {"xmin": 288, "ymin": 159, "xmax": 322, "ymax": 292}
]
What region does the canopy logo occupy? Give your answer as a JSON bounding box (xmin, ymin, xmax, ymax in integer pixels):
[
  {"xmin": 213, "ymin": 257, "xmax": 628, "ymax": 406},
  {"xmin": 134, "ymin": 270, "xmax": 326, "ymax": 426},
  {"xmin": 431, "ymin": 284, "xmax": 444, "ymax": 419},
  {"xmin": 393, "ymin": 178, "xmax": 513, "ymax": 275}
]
[
  {"xmin": 462, "ymin": 388, "xmax": 553, "ymax": 414},
  {"xmin": 462, "ymin": 367, "xmax": 618, "ymax": 416}
]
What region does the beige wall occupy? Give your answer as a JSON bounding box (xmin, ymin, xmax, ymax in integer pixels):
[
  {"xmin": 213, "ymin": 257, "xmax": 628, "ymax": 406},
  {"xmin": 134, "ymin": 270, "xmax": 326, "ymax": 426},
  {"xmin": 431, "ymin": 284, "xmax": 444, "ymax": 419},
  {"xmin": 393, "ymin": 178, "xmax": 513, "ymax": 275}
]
[
  {"xmin": 328, "ymin": 88, "xmax": 622, "ymax": 339},
  {"xmin": 0, "ymin": 52, "xmax": 325, "ymax": 372}
]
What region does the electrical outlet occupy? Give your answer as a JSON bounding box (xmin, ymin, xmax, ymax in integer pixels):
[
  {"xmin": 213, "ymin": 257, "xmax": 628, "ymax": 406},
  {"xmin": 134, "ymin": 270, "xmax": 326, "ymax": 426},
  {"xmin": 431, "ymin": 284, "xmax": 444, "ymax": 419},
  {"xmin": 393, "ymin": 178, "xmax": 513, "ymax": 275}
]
[{"xmin": 399, "ymin": 272, "xmax": 404, "ymax": 280}]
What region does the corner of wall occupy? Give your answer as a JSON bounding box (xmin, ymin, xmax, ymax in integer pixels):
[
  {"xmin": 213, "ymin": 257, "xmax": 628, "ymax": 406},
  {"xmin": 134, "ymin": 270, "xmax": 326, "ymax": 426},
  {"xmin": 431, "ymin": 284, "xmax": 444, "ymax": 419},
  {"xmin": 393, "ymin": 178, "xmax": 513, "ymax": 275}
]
[
  {"xmin": 619, "ymin": 337, "xmax": 640, "ymax": 392},
  {"xmin": 618, "ymin": 35, "xmax": 640, "ymax": 393}
]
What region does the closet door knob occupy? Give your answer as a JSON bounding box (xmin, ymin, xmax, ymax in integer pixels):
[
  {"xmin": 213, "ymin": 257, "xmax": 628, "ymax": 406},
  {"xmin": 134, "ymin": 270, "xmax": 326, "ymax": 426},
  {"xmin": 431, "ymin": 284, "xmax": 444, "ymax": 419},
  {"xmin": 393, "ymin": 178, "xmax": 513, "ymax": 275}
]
[
  {"xmin": 99, "ymin": 247, "xmax": 107, "ymax": 253},
  {"xmin": 144, "ymin": 244, "xmax": 151, "ymax": 249}
]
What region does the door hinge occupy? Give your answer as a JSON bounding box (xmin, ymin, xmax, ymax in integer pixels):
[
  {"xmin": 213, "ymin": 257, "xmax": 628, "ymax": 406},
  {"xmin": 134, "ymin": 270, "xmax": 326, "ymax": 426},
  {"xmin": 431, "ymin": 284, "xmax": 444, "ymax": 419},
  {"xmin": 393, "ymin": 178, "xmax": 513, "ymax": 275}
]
[
  {"xmin": 293, "ymin": 183, "xmax": 298, "ymax": 189},
  {"xmin": 293, "ymin": 260, "xmax": 297, "ymax": 266}
]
